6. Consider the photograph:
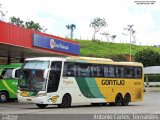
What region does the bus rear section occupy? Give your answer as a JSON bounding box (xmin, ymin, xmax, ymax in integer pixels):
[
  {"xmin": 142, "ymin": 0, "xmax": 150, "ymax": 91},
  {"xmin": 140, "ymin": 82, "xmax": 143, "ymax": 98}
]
[{"xmin": 0, "ymin": 64, "xmax": 21, "ymax": 102}]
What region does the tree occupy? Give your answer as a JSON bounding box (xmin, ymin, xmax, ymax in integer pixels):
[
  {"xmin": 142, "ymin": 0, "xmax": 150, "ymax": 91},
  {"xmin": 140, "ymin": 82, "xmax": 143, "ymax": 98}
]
[
  {"xmin": 9, "ymin": 16, "xmax": 46, "ymax": 32},
  {"xmin": 135, "ymin": 48, "xmax": 160, "ymax": 67},
  {"xmin": 110, "ymin": 35, "xmax": 116, "ymax": 43},
  {"xmin": 101, "ymin": 32, "xmax": 116, "ymax": 43},
  {"xmin": 25, "ymin": 21, "xmax": 42, "ymax": 31},
  {"xmin": 90, "ymin": 17, "xmax": 107, "ymax": 40},
  {"xmin": 101, "ymin": 32, "xmax": 110, "ymax": 42},
  {"xmin": 9, "ymin": 16, "xmax": 24, "ymax": 27},
  {"xmin": 66, "ymin": 24, "xmax": 76, "ymax": 39}
]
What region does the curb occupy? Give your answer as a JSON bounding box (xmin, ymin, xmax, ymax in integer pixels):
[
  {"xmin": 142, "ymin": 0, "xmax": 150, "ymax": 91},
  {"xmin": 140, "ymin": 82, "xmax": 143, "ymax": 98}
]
[{"xmin": 145, "ymin": 87, "xmax": 160, "ymax": 92}]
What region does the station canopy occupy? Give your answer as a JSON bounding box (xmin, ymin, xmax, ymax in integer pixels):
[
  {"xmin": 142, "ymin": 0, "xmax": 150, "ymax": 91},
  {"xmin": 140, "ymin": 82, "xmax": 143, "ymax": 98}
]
[
  {"xmin": 144, "ymin": 66, "xmax": 160, "ymax": 75},
  {"xmin": 0, "ymin": 21, "xmax": 80, "ymax": 61}
]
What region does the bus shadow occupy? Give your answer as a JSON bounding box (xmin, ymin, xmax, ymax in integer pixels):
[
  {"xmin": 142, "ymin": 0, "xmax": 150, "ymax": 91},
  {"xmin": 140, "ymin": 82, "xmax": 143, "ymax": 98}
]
[{"xmin": 25, "ymin": 104, "xmax": 142, "ymax": 109}]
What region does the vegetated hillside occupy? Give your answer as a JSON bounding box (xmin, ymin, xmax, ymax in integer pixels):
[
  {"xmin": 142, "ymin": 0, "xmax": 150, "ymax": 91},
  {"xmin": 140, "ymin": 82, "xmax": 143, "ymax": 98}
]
[{"xmin": 76, "ymin": 40, "xmax": 160, "ymax": 58}]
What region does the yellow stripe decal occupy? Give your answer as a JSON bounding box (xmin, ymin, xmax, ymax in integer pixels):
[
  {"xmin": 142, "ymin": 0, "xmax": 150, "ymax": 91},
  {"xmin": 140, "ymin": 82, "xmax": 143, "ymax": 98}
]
[{"xmin": 1, "ymin": 80, "xmax": 17, "ymax": 95}]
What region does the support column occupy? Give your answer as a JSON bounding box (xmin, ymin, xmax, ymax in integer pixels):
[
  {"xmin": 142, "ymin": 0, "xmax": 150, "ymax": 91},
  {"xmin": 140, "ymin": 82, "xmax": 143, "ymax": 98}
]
[
  {"xmin": 146, "ymin": 75, "xmax": 149, "ymax": 87},
  {"xmin": 7, "ymin": 56, "xmax": 11, "ymax": 64},
  {"xmin": 20, "ymin": 58, "xmax": 24, "ymax": 63}
]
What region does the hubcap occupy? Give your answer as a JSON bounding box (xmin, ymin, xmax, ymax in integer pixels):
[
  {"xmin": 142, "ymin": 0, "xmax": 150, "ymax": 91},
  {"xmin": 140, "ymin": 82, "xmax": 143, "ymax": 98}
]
[{"xmin": 1, "ymin": 94, "xmax": 6, "ymax": 101}]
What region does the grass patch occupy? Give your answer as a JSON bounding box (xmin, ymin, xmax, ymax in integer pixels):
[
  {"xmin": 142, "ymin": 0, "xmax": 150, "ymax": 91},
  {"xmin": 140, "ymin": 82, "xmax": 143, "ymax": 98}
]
[{"xmin": 75, "ymin": 40, "xmax": 160, "ymax": 58}]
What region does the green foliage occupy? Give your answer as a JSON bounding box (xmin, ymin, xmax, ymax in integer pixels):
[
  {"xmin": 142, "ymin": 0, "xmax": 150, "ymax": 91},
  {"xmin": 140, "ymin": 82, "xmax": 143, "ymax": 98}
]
[
  {"xmin": 25, "ymin": 21, "xmax": 42, "ymax": 31},
  {"xmin": 89, "ymin": 17, "xmax": 107, "ymax": 40},
  {"xmin": 10, "ymin": 16, "xmax": 24, "ymax": 27},
  {"xmin": 9, "ymin": 16, "xmax": 46, "ymax": 32},
  {"xmin": 66, "ymin": 24, "xmax": 76, "ymax": 39},
  {"xmin": 75, "ymin": 40, "xmax": 160, "ymax": 60},
  {"xmin": 107, "ymin": 54, "xmax": 127, "ymax": 61},
  {"xmin": 135, "ymin": 48, "xmax": 160, "ymax": 67}
]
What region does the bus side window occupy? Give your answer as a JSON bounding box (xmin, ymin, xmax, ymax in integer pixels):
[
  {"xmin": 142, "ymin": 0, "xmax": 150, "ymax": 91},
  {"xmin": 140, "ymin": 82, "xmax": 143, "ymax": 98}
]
[
  {"xmin": 108, "ymin": 66, "xmax": 116, "ymax": 78},
  {"xmin": 63, "ymin": 63, "xmax": 77, "ymax": 76},
  {"xmin": 125, "ymin": 67, "xmax": 134, "ymax": 78},
  {"xmin": 104, "ymin": 66, "xmax": 109, "ymax": 77},
  {"xmin": 134, "ymin": 67, "xmax": 142, "ymax": 79},
  {"xmin": 91, "ymin": 65, "xmax": 102, "ymax": 77},
  {"xmin": 78, "ymin": 63, "xmax": 90, "ymax": 77},
  {"xmin": 116, "ymin": 66, "xmax": 125, "ymax": 78}
]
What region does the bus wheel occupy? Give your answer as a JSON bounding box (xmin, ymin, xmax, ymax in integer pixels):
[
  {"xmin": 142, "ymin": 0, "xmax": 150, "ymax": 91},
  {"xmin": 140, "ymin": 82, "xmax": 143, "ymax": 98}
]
[
  {"xmin": 36, "ymin": 104, "xmax": 48, "ymax": 108},
  {"xmin": 58, "ymin": 94, "xmax": 71, "ymax": 108},
  {"xmin": 115, "ymin": 93, "xmax": 122, "ymax": 106},
  {"xmin": 0, "ymin": 92, "xmax": 8, "ymax": 102},
  {"xmin": 122, "ymin": 93, "xmax": 131, "ymax": 106},
  {"xmin": 109, "ymin": 102, "xmax": 115, "ymax": 106}
]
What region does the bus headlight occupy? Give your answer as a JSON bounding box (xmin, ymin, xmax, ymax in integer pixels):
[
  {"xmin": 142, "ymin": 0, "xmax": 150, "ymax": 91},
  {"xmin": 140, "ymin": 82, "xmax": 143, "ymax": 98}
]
[{"xmin": 37, "ymin": 93, "xmax": 47, "ymax": 97}]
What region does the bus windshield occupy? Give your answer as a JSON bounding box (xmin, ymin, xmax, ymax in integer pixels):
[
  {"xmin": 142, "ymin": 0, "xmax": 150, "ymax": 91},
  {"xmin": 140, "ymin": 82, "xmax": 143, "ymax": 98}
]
[
  {"xmin": 1, "ymin": 68, "xmax": 14, "ymax": 79},
  {"xmin": 23, "ymin": 61, "xmax": 49, "ymax": 69},
  {"xmin": 18, "ymin": 69, "xmax": 47, "ymax": 92},
  {"xmin": 18, "ymin": 61, "xmax": 50, "ymax": 92}
]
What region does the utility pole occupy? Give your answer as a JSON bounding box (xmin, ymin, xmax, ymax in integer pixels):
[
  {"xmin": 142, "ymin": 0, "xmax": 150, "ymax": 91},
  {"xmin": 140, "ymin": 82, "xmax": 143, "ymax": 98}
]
[{"xmin": 124, "ymin": 25, "xmax": 135, "ymax": 62}]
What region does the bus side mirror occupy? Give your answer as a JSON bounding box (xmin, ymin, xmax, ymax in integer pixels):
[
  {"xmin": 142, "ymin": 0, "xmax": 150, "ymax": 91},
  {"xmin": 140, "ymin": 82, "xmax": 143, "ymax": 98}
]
[
  {"xmin": 12, "ymin": 68, "xmax": 21, "ymax": 79},
  {"xmin": 44, "ymin": 69, "xmax": 50, "ymax": 79}
]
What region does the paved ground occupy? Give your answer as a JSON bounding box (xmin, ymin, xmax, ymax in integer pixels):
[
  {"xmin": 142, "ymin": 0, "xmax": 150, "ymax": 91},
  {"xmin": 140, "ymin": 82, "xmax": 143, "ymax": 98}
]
[{"xmin": 0, "ymin": 92, "xmax": 160, "ymax": 114}]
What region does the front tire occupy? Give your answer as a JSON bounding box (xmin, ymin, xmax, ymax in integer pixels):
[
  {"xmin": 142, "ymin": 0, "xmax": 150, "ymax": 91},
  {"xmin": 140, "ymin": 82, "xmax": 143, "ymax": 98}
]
[
  {"xmin": 36, "ymin": 104, "xmax": 48, "ymax": 108},
  {"xmin": 0, "ymin": 92, "xmax": 8, "ymax": 102},
  {"xmin": 58, "ymin": 94, "xmax": 71, "ymax": 108}
]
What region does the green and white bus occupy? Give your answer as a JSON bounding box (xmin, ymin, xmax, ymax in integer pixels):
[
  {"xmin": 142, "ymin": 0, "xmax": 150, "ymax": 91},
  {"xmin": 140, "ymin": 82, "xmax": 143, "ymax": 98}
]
[
  {"xmin": 0, "ymin": 63, "xmax": 21, "ymax": 102},
  {"xmin": 18, "ymin": 57, "xmax": 144, "ymax": 108}
]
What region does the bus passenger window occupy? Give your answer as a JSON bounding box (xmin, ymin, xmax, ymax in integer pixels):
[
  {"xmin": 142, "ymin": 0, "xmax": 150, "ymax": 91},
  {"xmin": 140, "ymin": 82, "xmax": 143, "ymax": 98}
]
[
  {"xmin": 116, "ymin": 66, "xmax": 124, "ymax": 78},
  {"xmin": 134, "ymin": 67, "xmax": 142, "ymax": 78},
  {"xmin": 125, "ymin": 67, "xmax": 134, "ymax": 78},
  {"xmin": 78, "ymin": 64, "xmax": 90, "ymax": 77},
  {"xmin": 91, "ymin": 65, "xmax": 101, "ymax": 77},
  {"xmin": 63, "ymin": 63, "xmax": 77, "ymax": 76},
  {"xmin": 104, "ymin": 66, "xmax": 109, "ymax": 77},
  {"xmin": 108, "ymin": 66, "xmax": 115, "ymax": 78}
]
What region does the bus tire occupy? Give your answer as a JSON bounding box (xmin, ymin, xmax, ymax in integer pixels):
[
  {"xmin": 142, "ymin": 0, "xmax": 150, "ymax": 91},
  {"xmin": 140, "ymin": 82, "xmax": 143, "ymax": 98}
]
[
  {"xmin": 122, "ymin": 93, "xmax": 131, "ymax": 106},
  {"xmin": 115, "ymin": 93, "xmax": 122, "ymax": 106},
  {"xmin": 0, "ymin": 92, "xmax": 8, "ymax": 102},
  {"xmin": 58, "ymin": 94, "xmax": 71, "ymax": 108},
  {"xmin": 109, "ymin": 102, "xmax": 115, "ymax": 106},
  {"xmin": 36, "ymin": 104, "xmax": 48, "ymax": 108}
]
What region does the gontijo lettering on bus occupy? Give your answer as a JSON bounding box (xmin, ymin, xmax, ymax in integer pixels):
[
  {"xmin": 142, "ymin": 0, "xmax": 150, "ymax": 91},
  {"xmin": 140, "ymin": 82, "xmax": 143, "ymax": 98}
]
[{"xmin": 102, "ymin": 80, "xmax": 125, "ymax": 85}]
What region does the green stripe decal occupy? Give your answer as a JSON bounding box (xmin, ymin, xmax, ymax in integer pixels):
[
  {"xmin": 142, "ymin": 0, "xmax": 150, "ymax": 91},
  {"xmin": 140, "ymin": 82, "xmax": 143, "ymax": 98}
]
[
  {"xmin": 1, "ymin": 80, "xmax": 17, "ymax": 95},
  {"xmin": 75, "ymin": 77, "xmax": 95, "ymax": 98},
  {"xmin": 75, "ymin": 77, "xmax": 104, "ymax": 98},
  {"xmin": 85, "ymin": 78, "xmax": 104, "ymax": 98}
]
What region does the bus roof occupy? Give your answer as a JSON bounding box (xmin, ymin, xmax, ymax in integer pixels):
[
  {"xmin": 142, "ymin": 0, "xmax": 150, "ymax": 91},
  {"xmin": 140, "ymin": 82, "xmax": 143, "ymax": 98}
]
[
  {"xmin": 24, "ymin": 57, "xmax": 143, "ymax": 67},
  {"xmin": 25, "ymin": 56, "xmax": 113, "ymax": 62},
  {"xmin": 25, "ymin": 57, "xmax": 65, "ymax": 61},
  {"xmin": 67, "ymin": 56, "xmax": 113, "ymax": 62}
]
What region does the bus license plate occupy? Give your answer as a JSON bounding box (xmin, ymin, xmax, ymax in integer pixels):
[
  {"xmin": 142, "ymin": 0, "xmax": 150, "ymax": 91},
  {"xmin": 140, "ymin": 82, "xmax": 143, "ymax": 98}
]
[{"xmin": 27, "ymin": 99, "xmax": 32, "ymax": 101}]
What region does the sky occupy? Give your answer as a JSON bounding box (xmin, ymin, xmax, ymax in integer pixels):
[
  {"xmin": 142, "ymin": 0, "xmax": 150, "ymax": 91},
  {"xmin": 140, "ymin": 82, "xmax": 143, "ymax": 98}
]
[{"xmin": 0, "ymin": 0, "xmax": 160, "ymax": 46}]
